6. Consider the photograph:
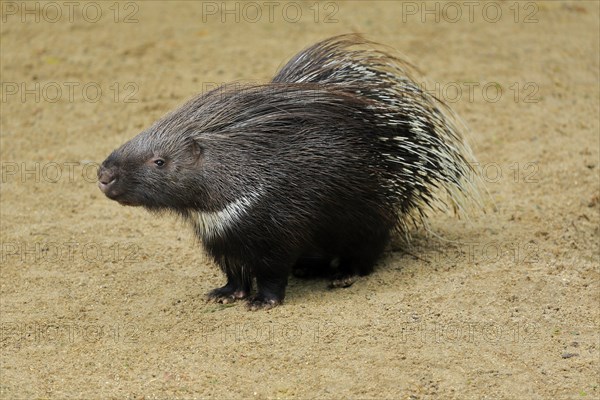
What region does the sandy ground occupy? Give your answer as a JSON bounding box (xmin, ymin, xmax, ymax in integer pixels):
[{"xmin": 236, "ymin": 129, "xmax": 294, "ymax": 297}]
[{"xmin": 1, "ymin": 1, "xmax": 598, "ymax": 399}]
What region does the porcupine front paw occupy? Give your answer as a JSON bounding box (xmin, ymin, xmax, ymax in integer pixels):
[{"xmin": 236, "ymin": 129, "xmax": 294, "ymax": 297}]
[
  {"xmin": 246, "ymin": 293, "xmax": 282, "ymax": 310},
  {"xmin": 248, "ymin": 266, "xmax": 288, "ymax": 310},
  {"xmin": 207, "ymin": 285, "xmax": 249, "ymax": 304}
]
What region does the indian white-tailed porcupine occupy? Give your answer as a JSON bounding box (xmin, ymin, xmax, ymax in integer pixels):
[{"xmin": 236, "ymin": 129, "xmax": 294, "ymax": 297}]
[{"xmin": 98, "ymin": 34, "xmax": 480, "ymax": 310}]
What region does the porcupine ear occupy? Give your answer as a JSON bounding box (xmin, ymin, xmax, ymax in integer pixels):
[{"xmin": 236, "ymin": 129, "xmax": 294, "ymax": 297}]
[{"xmin": 187, "ymin": 137, "xmax": 204, "ymax": 165}]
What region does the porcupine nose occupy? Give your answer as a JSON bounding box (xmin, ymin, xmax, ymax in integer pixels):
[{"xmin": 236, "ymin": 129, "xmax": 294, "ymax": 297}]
[{"xmin": 97, "ymin": 167, "xmax": 116, "ymax": 194}]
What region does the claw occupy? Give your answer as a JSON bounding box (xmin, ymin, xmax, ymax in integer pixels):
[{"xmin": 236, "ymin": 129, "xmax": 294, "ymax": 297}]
[
  {"xmin": 207, "ymin": 287, "xmax": 249, "ymax": 303},
  {"xmin": 329, "ymin": 274, "xmax": 358, "ymax": 289},
  {"xmin": 246, "ymin": 295, "xmax": 281, "ymax": 311}
]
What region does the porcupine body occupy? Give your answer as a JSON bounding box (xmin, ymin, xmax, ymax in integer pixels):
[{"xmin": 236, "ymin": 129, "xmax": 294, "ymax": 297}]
[{"xmin": 97, "ymin": 34, "xmax": 479, "ymax": 310}]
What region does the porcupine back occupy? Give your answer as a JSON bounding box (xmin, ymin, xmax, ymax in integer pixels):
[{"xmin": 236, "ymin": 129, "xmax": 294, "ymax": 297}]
[{"xmin": 272, "ymin": 34, "xmax": 480, "ymax": 234}]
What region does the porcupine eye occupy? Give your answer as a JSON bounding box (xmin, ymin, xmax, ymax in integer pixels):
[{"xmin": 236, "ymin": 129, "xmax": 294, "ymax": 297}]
[{"xmin": 153, "ymin": 158, "xmax": 165, "ymax": 167}]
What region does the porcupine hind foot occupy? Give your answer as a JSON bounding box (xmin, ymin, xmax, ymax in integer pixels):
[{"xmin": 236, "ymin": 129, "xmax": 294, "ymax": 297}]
[
  {"xmin": 329, "ymin": 231, "xmax": 390, "ymax": 289},
  {"xmin": 328, "ymin": 256, "xmax": 376, "ymax": 289}
]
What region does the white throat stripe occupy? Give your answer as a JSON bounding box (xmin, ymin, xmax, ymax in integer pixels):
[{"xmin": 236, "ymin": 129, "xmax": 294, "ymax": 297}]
[{"xmin": 195, "ymin": 192, "xmax": 260, "ymax": 239}]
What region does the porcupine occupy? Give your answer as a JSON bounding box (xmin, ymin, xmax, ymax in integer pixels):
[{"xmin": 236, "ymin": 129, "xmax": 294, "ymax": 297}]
[{"xmin": 97, "ymin": 34, "xmax": 480, "ymax": 310}]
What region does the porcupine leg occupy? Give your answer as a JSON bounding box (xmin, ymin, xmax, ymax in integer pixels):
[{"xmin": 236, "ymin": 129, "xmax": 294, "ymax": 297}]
[
  {"xmin": 330, "ymin": 249, "xmax": 381, "ymax": 288},
  {"xmin": 247, "ymin": 263, "xmax": 289, "ymax": 310},
  {"xmin": 330, "ymin": 229, "xmax": 390, "ymax": 288},
  {"xmin": 292, "ymin": 254, "xmax": 333, "ymax": 279},
  {"xmin": 207, "ymin": 259, "xmax": 252, "ymax": 303}
]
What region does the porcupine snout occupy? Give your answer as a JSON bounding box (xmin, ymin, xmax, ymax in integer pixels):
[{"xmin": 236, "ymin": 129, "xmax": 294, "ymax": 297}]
[{"xmin": 97, "ymin": 166, "xmax": 116, "ymax": 193}]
